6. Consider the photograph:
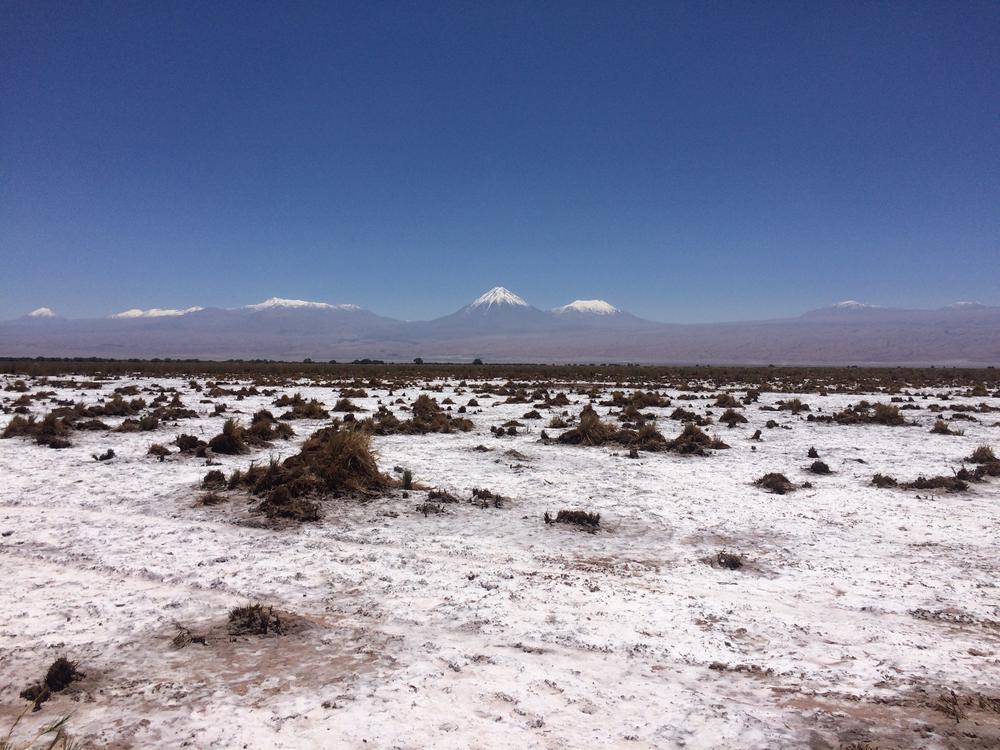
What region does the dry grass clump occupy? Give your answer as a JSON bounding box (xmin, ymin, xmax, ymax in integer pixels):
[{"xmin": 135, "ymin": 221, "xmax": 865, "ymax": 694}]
[
  {"xmin": 470, "ymin": 487, "xmax": 505, "ymax": 508},
  {"xmin": 833, "ymin": 401, "xmax": 909, "ymax": 426},
  {"xmin": 557, "ymin": 406, "xmax": 618, "ymax": 446},
  {"xmin": 2, "ymin": 412, "xmax": 74, "ymax": 448},
  {"xmin": 280, "ymin": 398, "xmax": 329, "ymax": 420},
  {"xmin": 871, "ymin": 473, "xmax": 898, "ymax": 488},
  {"xmin": 202, "ymin": 469, "xmax": 226, "ymax": 489},
  {"xmin": 669, "ymin": 407, "xmax": 711, "ymax": 426},
  {"xmin": 871, "ymin": 472, "xmax": 968, "ymax": 492},
  {"xmin": 667, "ymin": 423, "xmax": 729, "ymax": 455},
  {"xmin": 548, "ymin": 415, "xmax": 569, "ymax": 428},
  {"xmin": 147, "ymin": 443, "xmax": 170, "ymax": 458},
  {"xmin": 362, "ymin": 397, "xmax": 473, "ymax": 435},
  {"xmin": 332, "ymin": 398, "xmax": 362, "ymax": 413},
  {"xmin": 92, "ymin": 448, "xmax": 115, "ymax": 461},
  {"xmin": 544, "ymin": 509, "xmax": 600, "ymax": 529},
  {"xmin": 718, "ymin": 408, "xmax": 748, "ymax": 427},
  {"xmin": 808, "ymin": 460, "xmax": 831, "ymax": 474},
  {"xmin": 930, "ymin": 419, "xmax": 963, "ymax": 435},
  {"xmin": 19, "ymin": 657, "xmax": 84, "ymax": 711},
  {"xmin": 228, "ymin": 603, "xmax": 285, "ymax": 636},
  {"xmin": 231, "ymin": 426, "xmax": 390, "ymax": 522},
  {"xmin": 754, "ymin": 472, "xmax": 795, "ymax": 494},
  {"xmin": 776, "ymin": 398, "xmax": 810, "ymax": 413},
  {"xmin": 714, "ymin": 551, "xmax": 743, "ymax": 570},
  {"xmin": 208, "ymin": 418, "xmax": 248, "ymax": 455},
  {"xmin": 174, "ymin": 433, "xmax": 207, "ymax": 453},
  {"xmin": 904, "ymin": 475, "xmax": 968, "ymax": 492},
  {"xmin": 966, "ymin": 445, "xmax": 996, "ymax": 464},
  {"xmin": 198, "ymin": 491, "xmax": 227, "ymax": 506},
  {"xmin": 246, "ymin": 410, "xmax": 295, "ymax": 443}
]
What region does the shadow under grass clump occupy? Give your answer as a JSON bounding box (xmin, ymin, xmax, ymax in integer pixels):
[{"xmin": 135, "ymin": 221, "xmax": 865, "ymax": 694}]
[
  {"xmin": 545, "ymin": 509, "xmax": 600, "ymax": 529},
  {"xmin": 228, "ymin": 603, "xmax": 285, "ymax": 636},
  {"xmin": 755, "ymin": 472, "xmax": 795, "ymax": 494},
  {"xmin": 20, "ymin": 657, "xmax": 84, "ymax": 711},
  {"xmin": 231, "ymin": 426, "xmax": 390, "ymax": 522}
]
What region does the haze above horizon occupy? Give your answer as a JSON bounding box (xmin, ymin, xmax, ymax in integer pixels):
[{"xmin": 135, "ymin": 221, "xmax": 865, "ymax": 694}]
[{"xmin": 2, "ymin": 1, "xmax": 998, "ymax": 323}]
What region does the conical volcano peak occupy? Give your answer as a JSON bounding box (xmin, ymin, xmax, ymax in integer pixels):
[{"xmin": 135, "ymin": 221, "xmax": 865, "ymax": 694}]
[{"xmin": 469, "ymin": 287, "xmax": 529, "ymax": 309}]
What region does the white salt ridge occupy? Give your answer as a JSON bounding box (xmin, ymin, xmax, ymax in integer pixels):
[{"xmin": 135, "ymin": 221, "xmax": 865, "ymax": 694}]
[
  {"xmin": 112, "ymin": 306, "xmax": 205, "ymax": 319},
  {"xmin": 242, "ymin": 297, "xmax": 360, "ymax": 311},
  {"xmin": 1, "ymin": 375, "xmax": 998, "ymax": 747},
  {"xmin": 552, "ymin": 299, "xmax": 620, "ymax": 315},
  {"xmin": 468, "ymin": 286, "xmax": 529, "ymax": 309}
]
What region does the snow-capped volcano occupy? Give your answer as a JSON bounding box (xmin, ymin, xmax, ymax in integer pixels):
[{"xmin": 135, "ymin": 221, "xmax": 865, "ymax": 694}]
[
  {"xmin": 242, "ymin": 297, "xmax": 360, "ymax": 312},
  {"xmin": 832, "ymin": 300, "xmax": 881, "ymax": 309},
  {"xmin": 468, "ymin": 287, "xmax": 529, "ymax": 309},
  {"xmin": 28, "ymin": 307, "xmax": 56, "ymax": 318},
  {"xmin": 553, "ymin": 299, "xmax": 620, "ymax": 315},
  {"xmin": 112, "ymin": 306, "xmax": 204, "ymax": 319}
]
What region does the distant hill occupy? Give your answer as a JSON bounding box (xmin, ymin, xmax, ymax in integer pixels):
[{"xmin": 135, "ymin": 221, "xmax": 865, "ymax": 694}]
[{"xmin": 1, "ymin": 291, "xmax": 998, "ymax": 364}]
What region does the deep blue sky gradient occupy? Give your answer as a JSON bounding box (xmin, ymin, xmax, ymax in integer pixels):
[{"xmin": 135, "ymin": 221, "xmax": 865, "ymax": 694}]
[{"xmin": 2, "ymin": 0, "xmax": 998, "ymax": 322}]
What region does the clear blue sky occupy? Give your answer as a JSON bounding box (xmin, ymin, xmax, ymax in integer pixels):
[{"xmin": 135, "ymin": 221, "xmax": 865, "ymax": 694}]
[{"xmin": 2, "ymin": 0, "xmax": 998, "ymax": 322}]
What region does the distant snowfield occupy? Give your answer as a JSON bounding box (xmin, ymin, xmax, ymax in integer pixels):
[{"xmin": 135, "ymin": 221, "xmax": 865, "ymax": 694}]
[{"xmin": 1, "ymin": 375, "xmax": 998, "ymax": 748}]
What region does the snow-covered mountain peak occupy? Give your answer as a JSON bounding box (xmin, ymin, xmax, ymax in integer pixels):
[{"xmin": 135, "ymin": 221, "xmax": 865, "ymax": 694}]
[
  {"xmin": 469, "ymin": 287, "xmax": 529, "ymax": 309},
  {"xmin": 553, "ymin": 299, "xmax": 620, "ymax": 315},
  {"xmin": 832, "ymin": 300, "xmax": 880, "ymax": 309},
  {"xmin": 28, "ymin": 307, "xmax": 56, "ymax": 318},
  {"xmin": 242, "ymin": 297, "xmax": 359, "ymax": 312},
  {"xmin": 947, "ymin": 301, "xmax": 985, "ymax": 309},
  {"xmin": 111, "ymin": 306, "xmax": 204, "ymax": 319}
]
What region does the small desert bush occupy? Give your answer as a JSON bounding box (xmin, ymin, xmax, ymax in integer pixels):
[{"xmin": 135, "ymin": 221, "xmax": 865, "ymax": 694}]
[
  {"xmin": 930, "ymin": 419, "xmax": 962, "ymax": 435},
  {"xmin": 808, "ymin": 460, "xmax": 831, "ymax": 474},
  {"xmin": 966, "ymin": 445, "xmax": 996, "ymax": 464},
  {"xmin": 718, "ymin": 408, "xmax": 748, "ymax": 427},
  {"xmin": 208, "ymin": 418, "xmax": 248, "ymax": 455},
  {"xmin": 545, "ymin": 509, "xmax": 600, "ymax": 529},
  {"xmin": 228, "ymin": 603, "xmax": 285, "ymax": 636},
  {"xmin": 755, "ymin": 473, "xmax": 795, "ymax": 494},
  {"xmin": 19, "ymin": 657, "xmax": 83, "ymax": 711},
  {"xmin": 715, "ymin": 551, "xmax": 743, "ymax": 570}
]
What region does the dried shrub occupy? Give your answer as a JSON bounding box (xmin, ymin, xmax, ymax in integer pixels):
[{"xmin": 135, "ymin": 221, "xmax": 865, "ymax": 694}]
[
  {"xmin": 718, "ymin": 408, "xmax": 748, "ymax": 427},
  {"xmin": 332, "ymin": 398, "xmax": 362, "ymax": 413},
  {"xmin": 667, "ymin": 423, "xmax": 729, "ymax": 455},
  {"xmin": 557, "ymin": 406, "xmax": 617, "ymax": 446},
  {"xmin": 930, "ymin": 419, "xmax": 962, "ymax": 435},
  {"xmin": 228, "ymin": 603, "xmax": 285, "ymax": 636},
  {"xmin": 808, "ymin": 460, "xmax": 831, "ymax": 474},
  {"xmin": 147, "ymin": 443, "xmax": 171, "ymax": 458},
  {"xmin": 470, "ymin": 487, "xmax": 505, "ymax": 508},
  {"xmin": 807, "ymin": 446, "xmax": 819, "ymax": 459},
  {"xmin": 966, "ymin": 445, "xmax": 996, "ymax": 464},
  {"xmin": 92, "ymin": 448, "xmax": 115, "ymax": 461},
  {"xmin": 545, "ymin": 509, "xmax": 600, "ymax": 529},
  {"xmin": 755, "ymin": 472, "xmax": 795, "ymax": 494},
  {"xmin": 834, "ymin": 401, "xmax": 908, "ymax": 426},
  {"xmin": 20, "ymin": 656, "xmax": 84, "ymax": 711},
  {"xmin": 208, "ymin": 418, "xmax": 248, "ymax": 455},
  {"xmin": 202, "ymin": 469, "xmax": 226, "ymax": 489},
  {"xmin": 175, "ymin": 433, "xmax": 207, "ymax": 453},
  {"xmin": 776, "ymin": 398, "xmax": 810, "ymax": 413},
  {"xmin": 903, "ymin": 475, "xmax": 968, "ymax": 492},
  {"xmin": 247, "ymin": 410, "xmax": 295, "ymax": 444},
  {"xmin": 198, "ymin": 491, "xmax": 227, "ymax": 506},
  {"xmin": 232, "ymin": 426, "xmax": 389, "ymax": 522},
  {"xmin": 715, "ymin": 551, "xmax": 743, "ymax": 570},
  {"xmin": 871, "ymin": 473, "xmax": 898, "ymax": 488}
]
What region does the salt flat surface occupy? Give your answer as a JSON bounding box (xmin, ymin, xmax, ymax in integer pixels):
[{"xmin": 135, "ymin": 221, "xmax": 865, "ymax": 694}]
[{"xmin": 1, "ymin": 374, "xmax": 998, "ymax": 748}]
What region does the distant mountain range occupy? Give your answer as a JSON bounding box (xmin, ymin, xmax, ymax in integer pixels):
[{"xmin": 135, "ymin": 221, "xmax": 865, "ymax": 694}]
[{"xmin": 2, "ymin": 287, "xmax": 998, "ymax": 365}]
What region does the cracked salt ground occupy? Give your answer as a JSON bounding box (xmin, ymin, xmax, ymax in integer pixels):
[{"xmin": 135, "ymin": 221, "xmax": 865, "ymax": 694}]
[{"xmin": 1, "ymin": 374, "xmax": 998, "ymax": 748}]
